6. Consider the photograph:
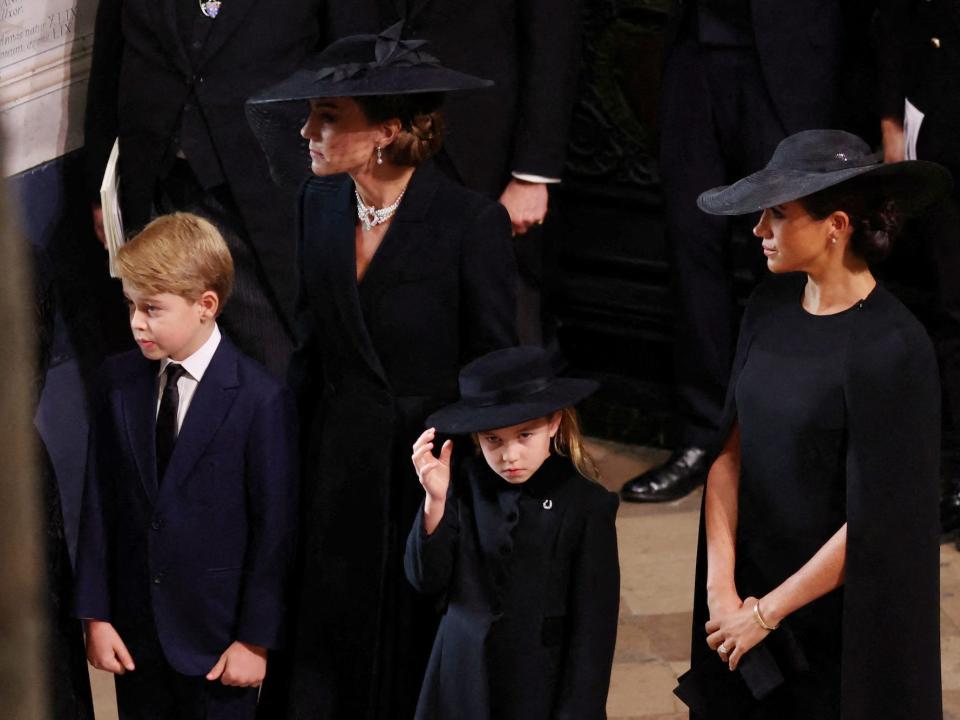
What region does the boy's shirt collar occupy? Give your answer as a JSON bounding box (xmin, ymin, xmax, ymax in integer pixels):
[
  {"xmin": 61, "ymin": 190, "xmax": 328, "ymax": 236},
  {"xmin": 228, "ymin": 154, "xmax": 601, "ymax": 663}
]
[{"xmin": 158, "ymin": 323, "xmax": 222, "ymax": 383}]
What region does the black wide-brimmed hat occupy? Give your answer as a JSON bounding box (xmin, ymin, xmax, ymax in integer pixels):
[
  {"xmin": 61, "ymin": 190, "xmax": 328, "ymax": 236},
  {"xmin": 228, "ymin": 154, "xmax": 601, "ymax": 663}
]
[
  {"xmin": 249, "ymin": 21, "xmax": 492, "ymax": 104},
  {"xmin": 246, "ymin": 21, "xmax": 492, "ymax": 190},
  {"xmin": 698, "ymin": 129, "xmax": 952, "ymax": 216},
  {"xmin": 425, "ymin": 347, "xmax": 599, "ymax": 434}
]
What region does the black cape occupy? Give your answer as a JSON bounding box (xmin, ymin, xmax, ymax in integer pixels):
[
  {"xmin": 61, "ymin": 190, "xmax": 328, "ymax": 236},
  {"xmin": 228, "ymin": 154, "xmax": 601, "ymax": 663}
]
[{"xmin": 676, "ymin": 274, "xmax": 942, "ymax": 720}]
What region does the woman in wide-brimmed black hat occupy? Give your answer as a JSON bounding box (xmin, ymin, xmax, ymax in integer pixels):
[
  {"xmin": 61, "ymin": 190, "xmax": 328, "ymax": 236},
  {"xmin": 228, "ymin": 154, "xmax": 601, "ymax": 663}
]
[
  {"xmin": 405, "ymin": 346, "xmax": 620, "ymax": 720},
  {"xmin": 248, "ymin": 23, "xmax": 519, "ymax": 720},
  {"xmin": 674, "ymin": 129, "xmax": 950, "ymax": 719}
]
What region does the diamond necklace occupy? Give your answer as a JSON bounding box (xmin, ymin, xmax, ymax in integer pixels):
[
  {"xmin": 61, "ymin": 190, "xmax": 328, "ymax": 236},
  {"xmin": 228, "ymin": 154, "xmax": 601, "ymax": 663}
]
[{"xmin": 355, "ymin": 186, "xmax": 406, "ymax": 232}]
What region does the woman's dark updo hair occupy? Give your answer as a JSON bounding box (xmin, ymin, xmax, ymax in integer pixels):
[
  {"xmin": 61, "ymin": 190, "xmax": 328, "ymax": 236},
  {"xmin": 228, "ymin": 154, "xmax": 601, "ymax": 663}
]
[
  {"xmin": 798, "ymin": 177, "xmax": 905, "ymax": 264},
  {"xmin": 354, "ymin": 92, "xmax": 445, "ymax": 168}
]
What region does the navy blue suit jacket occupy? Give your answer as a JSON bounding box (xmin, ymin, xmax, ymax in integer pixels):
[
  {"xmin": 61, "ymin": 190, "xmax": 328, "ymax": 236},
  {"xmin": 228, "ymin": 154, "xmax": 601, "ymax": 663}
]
[{"xmin": 74, "ymin": 335, "xmax": 298, "ymax": 676}]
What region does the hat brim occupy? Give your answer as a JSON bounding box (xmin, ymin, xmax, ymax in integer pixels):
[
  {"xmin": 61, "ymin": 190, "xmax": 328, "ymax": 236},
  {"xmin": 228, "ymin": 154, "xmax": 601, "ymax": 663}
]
[
  {"xmin": 698, "ymin": 159, "xmax": 952, "ymax": 217},
  {"xmin": 248, "ymin": 66, "xmax": 493, "ymax": 105},
  {"xmin": 425, "ymin": 378, "xmax": 599, "ymax": 434}
]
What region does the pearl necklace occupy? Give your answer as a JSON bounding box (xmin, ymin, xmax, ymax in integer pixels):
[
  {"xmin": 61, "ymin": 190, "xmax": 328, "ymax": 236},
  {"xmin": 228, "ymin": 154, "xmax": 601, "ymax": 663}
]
[{"xmin": 355, "ymin": 187, "xmax": 406, "ymax": 232}]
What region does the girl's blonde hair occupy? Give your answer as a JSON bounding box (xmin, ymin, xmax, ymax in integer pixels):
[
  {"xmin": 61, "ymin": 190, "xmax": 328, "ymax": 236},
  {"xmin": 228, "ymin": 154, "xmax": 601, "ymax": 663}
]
[
  {"xmin": 552, "ymin": 407, "xmax": 600, "ymax": 482},
  {"xmin": 472, "ymin": 407, "xmax": 600, "ymax": 481}
]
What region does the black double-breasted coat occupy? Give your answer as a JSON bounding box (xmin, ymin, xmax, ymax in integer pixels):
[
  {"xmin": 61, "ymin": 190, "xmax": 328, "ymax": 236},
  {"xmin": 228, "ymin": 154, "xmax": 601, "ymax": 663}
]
[
  {"xmin": 404, "ymin": 454, "xmax": 621, "ymax": 720},
  {"xmin": 286, "ymin": 162, "xmax": 518, "ymax": 719}
]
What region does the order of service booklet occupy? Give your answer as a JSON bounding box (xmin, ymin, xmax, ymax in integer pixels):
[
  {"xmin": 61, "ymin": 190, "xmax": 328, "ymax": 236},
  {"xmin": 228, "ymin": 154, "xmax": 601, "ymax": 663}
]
[{"xmin": 99, "ymin": 138, "xmax": 125, "ymax": 277}]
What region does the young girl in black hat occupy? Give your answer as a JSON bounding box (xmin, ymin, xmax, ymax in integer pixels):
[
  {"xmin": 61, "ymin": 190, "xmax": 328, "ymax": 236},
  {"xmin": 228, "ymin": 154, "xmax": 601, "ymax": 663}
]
[{"xmin": 405, "ymin": 346, "xmax": 620, "ymax": 720}]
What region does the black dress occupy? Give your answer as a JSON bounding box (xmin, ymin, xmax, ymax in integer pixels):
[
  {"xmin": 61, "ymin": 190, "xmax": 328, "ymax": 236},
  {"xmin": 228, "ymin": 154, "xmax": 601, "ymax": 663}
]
[
  {"xmin": 677, "ymin": 274, "xmax": 942, "ymax": 719},
  {"xmin": 405, "ymin": 454, "xmax": 620, "ymax": 720},
  {"xmin": 284, "ymin": 162, "xmax": 518, "ymax": 720}
]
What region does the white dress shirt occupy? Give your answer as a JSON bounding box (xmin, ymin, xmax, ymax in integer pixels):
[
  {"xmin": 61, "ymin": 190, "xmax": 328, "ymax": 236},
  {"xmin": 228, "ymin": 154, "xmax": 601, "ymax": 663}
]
[{"xmin": 156, "ymin": 324, "xmax": 222, "ymax": 432}]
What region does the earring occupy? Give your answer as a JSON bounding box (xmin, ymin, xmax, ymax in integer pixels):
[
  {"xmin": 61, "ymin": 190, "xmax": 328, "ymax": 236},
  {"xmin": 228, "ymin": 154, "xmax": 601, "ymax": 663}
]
[
  {"xmin": 831, "ymin": 236, "xmax": 837, "ymax": 244},
  {"xmin": 376, "ymin": 146, "xmax": 383, "ymax": 165}
]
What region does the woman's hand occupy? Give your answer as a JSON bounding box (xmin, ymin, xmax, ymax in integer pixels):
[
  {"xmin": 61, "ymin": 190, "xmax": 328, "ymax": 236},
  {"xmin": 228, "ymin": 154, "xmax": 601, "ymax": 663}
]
[
  {"xmin": 706, "ymin": 587, "xmax": 742, "ymax": 624},
  {"xmin": 412, "ymin": 428, "xmax": 452, "ymax": 502},
  {"xmin": 705, "ymin": 596, "xmax": 770, "ymax": 671}
]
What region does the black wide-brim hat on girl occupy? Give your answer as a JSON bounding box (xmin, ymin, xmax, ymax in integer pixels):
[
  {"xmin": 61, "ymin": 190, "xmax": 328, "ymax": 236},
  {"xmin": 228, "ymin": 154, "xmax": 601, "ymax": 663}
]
[
  {"xmin": 246, "ymin": 21, "xmax": 492, "ymax": 189},
  {"xmin": 425, "ymin": 347, "xmax": 599, "ymax": 435},
  {"xmin": 697, "ymin": 129, "xmax": 952, "ymax": 216}
]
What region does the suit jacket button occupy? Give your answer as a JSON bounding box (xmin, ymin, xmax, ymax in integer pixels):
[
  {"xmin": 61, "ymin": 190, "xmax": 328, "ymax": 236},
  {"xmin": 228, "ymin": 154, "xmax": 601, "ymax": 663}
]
[
  {"xmin": 152, "ymin": 573, "xmax": 164, "ymax": 585},
  {"xmin": 151, "ymin": 519, "xmax": 162, "ymax": 531}
]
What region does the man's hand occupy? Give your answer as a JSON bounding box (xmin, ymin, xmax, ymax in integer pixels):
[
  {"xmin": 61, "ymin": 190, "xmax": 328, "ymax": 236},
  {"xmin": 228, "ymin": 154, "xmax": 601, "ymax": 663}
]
[
  {"xmin": 85, "ymin": 619, "xmax": 136, "ymax": 675},
  {"xmin": 498, "ymin": 178, "xmax": 549, "ymax": 236},
  {"xmin": 206, "ymin": 641, "xmax": 268, "ymax": 687},
  {"xmin": 881, "ymin": 116, "xmax": 905, "ymax": 164},
  {"xmin": 92, "ymin": 204, "xmax": 106, "ymax": 248}
]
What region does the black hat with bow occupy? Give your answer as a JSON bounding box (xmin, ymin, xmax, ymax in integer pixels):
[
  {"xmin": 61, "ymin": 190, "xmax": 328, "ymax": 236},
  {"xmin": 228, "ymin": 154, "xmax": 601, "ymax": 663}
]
[
  {"xmin": 249, "ymin": 21, "xmax": 492, "ymax": 103},
  {"xmin": 246, "ymin": 21, "xmax": 492, "ymax": 189}
]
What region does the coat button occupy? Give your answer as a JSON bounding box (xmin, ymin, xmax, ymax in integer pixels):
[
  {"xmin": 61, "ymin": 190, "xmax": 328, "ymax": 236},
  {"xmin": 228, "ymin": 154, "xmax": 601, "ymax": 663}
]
[
  {"xmin": 151, "ymin": 519, "xmax": 163, "ymax": 531},
  {"xmin": 931, "ymin": 37, "xmax": 941, "ymax": 48},
  {"xmin": 152, "ymin": 573, "xmax": 164, "ymax": 585}
]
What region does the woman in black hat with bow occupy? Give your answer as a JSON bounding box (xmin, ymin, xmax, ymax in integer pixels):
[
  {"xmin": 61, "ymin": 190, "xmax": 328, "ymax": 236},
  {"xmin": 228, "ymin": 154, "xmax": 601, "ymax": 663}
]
[
  {"xmin": 247, "ymin": 23, "xmax": 518, "ymax": 720},
  {"xmin": 406, "ymin": 346, "xmax": 620, "ymax": 720},
  {"xmin": 674, "ymin": 129, "xmax": 950, "ymax": 719}
]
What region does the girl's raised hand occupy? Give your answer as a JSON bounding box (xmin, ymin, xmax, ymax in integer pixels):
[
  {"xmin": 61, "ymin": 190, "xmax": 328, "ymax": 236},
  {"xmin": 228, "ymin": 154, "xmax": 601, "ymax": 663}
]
[{"xmin": 412, "ymin": 428, "xmax": 453, "ymax": 502}]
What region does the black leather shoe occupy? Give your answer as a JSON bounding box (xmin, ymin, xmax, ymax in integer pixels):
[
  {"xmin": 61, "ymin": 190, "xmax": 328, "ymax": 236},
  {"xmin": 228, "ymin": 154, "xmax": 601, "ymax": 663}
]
[{"xmin": 621, "ymin": 446, "xmax": 710, "ymax": 503}]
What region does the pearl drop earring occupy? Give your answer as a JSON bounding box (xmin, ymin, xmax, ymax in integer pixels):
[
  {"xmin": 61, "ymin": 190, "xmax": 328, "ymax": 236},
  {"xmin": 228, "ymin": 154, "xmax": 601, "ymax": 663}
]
[{"xmin": 376, "ymin": 145, "xmax": 383, "ymax": 165}]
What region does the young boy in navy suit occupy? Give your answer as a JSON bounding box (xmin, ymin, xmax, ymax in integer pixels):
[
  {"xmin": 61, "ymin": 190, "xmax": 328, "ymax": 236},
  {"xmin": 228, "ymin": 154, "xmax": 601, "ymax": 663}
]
[{"xmin": 75, "ymin": 213, "xmax": 298, "ymax": 719}]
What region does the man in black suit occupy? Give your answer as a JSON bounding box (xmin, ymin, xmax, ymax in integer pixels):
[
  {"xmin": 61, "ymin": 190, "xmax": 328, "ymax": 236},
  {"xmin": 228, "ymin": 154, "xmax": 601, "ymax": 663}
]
[
  {"xmin": 622, "ymin": 0, "xmax": 843, "ymax": 502},
  {"xmin": 84, "ymin": 0, "xmax": 371, "ymax": 377},
  {"xmin": 370, "ymin": 0, "xmax": 583, "ymax": 343},
  {"xmin": 877, "ymin": 0, "xmax": 960, "ymax": 534}
]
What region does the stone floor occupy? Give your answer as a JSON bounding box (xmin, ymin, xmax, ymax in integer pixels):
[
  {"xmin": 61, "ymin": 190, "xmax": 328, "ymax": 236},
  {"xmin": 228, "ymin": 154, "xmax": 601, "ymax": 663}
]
[{"xmin": 89, "ymin": 438, "xmax": 960, "ymax": 718}]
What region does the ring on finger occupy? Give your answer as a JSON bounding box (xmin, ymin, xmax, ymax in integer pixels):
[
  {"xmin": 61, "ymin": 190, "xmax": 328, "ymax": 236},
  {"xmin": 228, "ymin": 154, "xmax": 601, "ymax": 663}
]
[{"xmin": 718, "ymin": 644, "xmax": 729, "ymax": 655}]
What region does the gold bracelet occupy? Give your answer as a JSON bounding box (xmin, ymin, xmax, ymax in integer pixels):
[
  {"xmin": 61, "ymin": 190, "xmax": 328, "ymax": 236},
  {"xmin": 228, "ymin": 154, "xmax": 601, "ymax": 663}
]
[{"xmin": 753, "ymin": 600, "xmax": 779, "ymax": 631}]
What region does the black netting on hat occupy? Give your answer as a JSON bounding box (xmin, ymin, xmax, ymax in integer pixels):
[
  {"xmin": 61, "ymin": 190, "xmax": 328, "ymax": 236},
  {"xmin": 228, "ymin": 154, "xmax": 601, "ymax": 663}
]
[{"xmin": 245, "ymin": 99, "xmax": 313, "ymax": 193}]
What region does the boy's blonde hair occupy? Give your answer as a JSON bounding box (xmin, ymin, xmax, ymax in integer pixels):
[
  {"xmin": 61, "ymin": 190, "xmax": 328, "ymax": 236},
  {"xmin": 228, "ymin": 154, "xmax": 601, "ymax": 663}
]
[{"xmin": 115, "ymin": 213, "xmax": 234, "ymax": 311}]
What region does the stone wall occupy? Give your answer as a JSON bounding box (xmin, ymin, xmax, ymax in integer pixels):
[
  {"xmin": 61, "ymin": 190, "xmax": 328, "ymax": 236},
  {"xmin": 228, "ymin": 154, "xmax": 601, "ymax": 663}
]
[{"xmin": 0, "ymin": 0, "xmax": 96, "ymax": 176}]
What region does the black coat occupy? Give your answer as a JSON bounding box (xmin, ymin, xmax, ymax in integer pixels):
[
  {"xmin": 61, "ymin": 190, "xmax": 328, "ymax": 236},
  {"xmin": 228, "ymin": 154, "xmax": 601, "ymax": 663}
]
[
  {"xmin": 83, "ymin": 0, "xmax": 370, "ymax": 323},
  {"xmin": 878, "ymin": 0, "xmax": 960, "ymax": 164},
  {"xmin": 286, "ymin": 162, "xmax": 518, "ymax": 719},
  {"xmin": 676, "ymin": 276, "xmax": 942, "ymax": 719},
  {"xmin": 371, "ymin": 0, "xmax": 583, "ymax": 194},
  {"xmin": 664, "ymin": 1, "xmax": 842, "ymax": 135},
  {"xmin": 404, "ymin": 454, "xmax": 620, "ymax": 720}
]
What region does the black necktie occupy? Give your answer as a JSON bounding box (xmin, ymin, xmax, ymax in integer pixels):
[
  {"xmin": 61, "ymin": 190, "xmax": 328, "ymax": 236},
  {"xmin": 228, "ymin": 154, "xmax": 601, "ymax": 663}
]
[{"xmin": 156, "ymin": 364, "xmax": 187, "ymax": 485}]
